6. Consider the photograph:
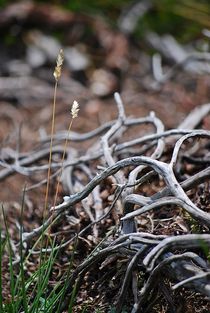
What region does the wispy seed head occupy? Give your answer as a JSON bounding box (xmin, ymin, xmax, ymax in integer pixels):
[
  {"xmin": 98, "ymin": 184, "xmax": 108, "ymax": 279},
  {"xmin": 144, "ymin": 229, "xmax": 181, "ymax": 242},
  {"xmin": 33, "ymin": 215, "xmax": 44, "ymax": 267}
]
[
  {"xmin": 53, "ymin": 49, "xmax": 64, "ymax": 81},
  {"xmin": 71, "ymin": 100, "xmax": 79, "ymax": 119}
]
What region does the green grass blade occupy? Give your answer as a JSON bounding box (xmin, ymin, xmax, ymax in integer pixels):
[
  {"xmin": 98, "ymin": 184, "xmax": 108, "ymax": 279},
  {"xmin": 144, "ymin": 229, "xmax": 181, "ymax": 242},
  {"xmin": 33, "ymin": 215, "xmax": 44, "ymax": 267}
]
[
  {"xmin": 2, "ymin": 206, "xmax": 15, "ymax": 313},
  {"xmin": 0, "ymin": 226, "xmax": 4, "ymax": 312},
  {"xmin": 68, "ymin": 279, "xmax": 78, "ymax": 313},
  {"xmin": 30, "ymin": 239, "xmax": 59, "ymax": 313},
  {"xmin": 19, "ymin": 186, "xmax": 28, "ymax": 313}
]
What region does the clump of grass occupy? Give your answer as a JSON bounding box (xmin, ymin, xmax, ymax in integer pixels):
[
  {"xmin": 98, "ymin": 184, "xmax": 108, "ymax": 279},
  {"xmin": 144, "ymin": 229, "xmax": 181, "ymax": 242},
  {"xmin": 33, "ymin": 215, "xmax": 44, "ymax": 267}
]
[
  {"xmin": 0, "ymin": 202, "xmax": 80, "ymax": 312},
  {"xmin": 1, "ymin": 202, "xmax": 64, "ymax": 312},
  {"xmin": 0, "ymin": 49, "xmax": 80, "ymax": 312}
]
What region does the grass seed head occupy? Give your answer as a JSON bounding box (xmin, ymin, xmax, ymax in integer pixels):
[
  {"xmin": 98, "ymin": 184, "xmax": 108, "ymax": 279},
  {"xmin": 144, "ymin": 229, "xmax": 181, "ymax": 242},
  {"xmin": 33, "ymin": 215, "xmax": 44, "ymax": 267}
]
[
  {"xmin": 53, "ymin": 49, "xmax": 64, "ymax": 81},
  {"xmin": 71, "ymin": 100, "xmax": 80, "ymax": 119}
]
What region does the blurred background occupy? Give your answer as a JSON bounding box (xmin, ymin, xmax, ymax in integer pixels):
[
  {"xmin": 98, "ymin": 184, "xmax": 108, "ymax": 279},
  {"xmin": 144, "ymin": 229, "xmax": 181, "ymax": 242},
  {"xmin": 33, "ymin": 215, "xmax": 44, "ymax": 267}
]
[{"xmin": 1, "ymin": 0, "xmax": 210, "ymax": 200}]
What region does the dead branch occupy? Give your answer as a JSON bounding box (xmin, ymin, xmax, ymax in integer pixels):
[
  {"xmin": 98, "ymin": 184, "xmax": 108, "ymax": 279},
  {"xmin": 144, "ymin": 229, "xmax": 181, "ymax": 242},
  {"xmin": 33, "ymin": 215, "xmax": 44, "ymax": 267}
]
[{"xmin": 2, "ymin": 92, "xmax": 210, "ymax": 311}]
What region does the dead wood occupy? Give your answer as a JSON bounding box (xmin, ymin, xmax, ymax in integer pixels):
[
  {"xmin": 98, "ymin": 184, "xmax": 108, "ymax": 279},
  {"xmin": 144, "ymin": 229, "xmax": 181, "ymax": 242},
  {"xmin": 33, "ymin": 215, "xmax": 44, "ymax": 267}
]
[{"xmin": 1, "ymin": 93, "xmax": 210, "ymax": 311}]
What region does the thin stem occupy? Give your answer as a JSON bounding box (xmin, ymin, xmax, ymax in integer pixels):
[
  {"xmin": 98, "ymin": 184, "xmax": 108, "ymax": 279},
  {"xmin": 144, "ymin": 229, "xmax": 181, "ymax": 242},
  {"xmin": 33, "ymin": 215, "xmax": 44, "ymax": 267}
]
[
  {"xmin": 53, "ymin": 118, "xmax": 73, "ymax": 209},
  {"xmin": 44, "ymin": 80, "xmax": 58, "ymax": 215}
]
